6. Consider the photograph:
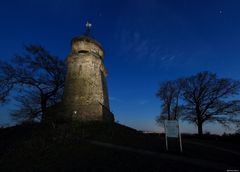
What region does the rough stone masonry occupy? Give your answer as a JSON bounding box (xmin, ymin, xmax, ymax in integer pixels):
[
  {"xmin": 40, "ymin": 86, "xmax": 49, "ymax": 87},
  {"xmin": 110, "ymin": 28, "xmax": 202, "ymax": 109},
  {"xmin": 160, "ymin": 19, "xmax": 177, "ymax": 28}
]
[{"xmin": 46, "ymin": 22, "xmax": 114, "ymax": 123}]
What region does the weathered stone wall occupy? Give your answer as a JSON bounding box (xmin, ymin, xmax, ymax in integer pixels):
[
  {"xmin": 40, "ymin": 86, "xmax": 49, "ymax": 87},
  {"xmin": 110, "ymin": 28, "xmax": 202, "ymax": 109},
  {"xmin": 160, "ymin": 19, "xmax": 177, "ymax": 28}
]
[
  {"xmin": 71, "ymin": 41, "xmax": 104, "ymax": 59},
  {"xmin": 61, "ymin": 39, "xmax": 113, "ymax": 122}
]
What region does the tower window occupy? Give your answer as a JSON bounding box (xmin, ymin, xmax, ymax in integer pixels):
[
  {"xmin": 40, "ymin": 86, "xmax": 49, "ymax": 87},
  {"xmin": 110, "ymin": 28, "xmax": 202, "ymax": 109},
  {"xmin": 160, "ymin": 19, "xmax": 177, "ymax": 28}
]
[{"xmin": 78, "ymin": 50, "xmax": 88, "ymax": 53}]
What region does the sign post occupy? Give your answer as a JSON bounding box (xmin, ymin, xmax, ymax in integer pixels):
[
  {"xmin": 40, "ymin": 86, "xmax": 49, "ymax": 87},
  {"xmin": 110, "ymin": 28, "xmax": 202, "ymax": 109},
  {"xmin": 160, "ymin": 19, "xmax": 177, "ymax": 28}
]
[{"xmin": 164, "ymin": 120, "xmax": 182, "ymax": 152}]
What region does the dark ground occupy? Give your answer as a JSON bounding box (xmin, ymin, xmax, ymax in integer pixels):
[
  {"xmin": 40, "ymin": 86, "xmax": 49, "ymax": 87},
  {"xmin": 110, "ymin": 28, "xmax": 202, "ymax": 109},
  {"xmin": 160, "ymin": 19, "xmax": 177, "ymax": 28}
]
[{"xmin": 0, "ymin": 122, "xmax": 239, "ymax": 172}]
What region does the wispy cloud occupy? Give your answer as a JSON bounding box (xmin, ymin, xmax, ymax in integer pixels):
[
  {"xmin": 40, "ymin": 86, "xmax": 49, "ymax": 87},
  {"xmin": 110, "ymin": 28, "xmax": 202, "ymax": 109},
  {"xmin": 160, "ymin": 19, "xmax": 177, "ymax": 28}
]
[
  {"xmin": 160, "ymin": 55, "xmax": 175, "ymax": 62},
  {"xmin": 116, "ymin": 29, "xmax": 179, "ymax": 68}
]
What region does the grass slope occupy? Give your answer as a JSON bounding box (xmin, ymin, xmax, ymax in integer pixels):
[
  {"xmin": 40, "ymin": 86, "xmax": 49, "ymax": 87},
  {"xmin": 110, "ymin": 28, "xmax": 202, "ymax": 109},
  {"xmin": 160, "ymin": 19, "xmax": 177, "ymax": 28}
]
[{"xmin": 0, "ymin": 122, "xmax": 239, "ymax": 171}]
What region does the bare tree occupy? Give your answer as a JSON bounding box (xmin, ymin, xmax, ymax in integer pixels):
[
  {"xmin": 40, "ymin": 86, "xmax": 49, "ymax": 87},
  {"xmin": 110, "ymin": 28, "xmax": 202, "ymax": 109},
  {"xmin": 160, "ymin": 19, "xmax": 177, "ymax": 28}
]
[
  {"xmin": 156, "ymin": 79, "xmax": 183, "ymax": 124},
  {"xmin": 0, "ymin": 61, "xmax": 15, "ymax": 103},
  {"xmin": 182, "ymin": 71, "xmax": 240, "ymax": 136},
  {"xmin": 0, "ymin": 45, "xmax": 66, "ymax": 122}
]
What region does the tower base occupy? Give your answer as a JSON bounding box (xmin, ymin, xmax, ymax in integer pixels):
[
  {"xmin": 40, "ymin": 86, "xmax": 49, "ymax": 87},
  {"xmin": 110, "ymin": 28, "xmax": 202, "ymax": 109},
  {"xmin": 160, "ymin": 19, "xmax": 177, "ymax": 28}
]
[{"xmin": 44, "ymin": 102, "xmax": 114, "ymax": 123}]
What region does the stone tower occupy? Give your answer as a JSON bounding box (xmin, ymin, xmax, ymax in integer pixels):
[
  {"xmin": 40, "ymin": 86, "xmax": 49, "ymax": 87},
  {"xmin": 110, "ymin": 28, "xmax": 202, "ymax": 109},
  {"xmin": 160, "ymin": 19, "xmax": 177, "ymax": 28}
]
[{"xmin": 62, "ymin": 22, "xmax": 114, "ymax": 122}]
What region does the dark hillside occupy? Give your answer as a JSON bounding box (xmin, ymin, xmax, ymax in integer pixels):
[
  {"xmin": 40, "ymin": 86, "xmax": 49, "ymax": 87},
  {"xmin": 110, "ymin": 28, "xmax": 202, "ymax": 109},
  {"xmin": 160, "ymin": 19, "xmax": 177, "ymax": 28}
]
[{"xmin": 0, "ymin": 122, "xmax": 239, "ymax": 171}]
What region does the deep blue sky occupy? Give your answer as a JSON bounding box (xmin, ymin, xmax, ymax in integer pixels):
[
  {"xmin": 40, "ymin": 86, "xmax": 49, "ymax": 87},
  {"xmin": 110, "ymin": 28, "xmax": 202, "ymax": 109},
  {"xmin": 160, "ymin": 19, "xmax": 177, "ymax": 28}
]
[{"xmin": 1, "ymin": 0, "xmax": 240, "ymax": 134}]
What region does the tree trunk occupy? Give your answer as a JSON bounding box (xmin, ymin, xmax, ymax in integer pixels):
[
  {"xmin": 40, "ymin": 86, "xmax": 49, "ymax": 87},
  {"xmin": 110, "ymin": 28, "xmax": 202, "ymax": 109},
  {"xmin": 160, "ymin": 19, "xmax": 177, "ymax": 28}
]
[
  {"xmin": 198, "ymin": 122, "xmax": 203, "ymax": 137},
  {"xmin": 41, "ymin": 95, "xmax": 47, "ymax": 123},
  {"xmin": 167, "ymin": 103, "xmax": 171, "ymax": 120},
  {"xmin": 196, "ymin": 106, "xmax": 203, "ymax": 137}
]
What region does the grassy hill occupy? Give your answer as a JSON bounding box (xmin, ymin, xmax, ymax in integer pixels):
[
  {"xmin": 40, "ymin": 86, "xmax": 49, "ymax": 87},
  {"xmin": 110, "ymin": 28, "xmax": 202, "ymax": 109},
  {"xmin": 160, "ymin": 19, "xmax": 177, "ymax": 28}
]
[{"xmin": 0, "ymin": 122, "xmax": 239, "ymax": 171}]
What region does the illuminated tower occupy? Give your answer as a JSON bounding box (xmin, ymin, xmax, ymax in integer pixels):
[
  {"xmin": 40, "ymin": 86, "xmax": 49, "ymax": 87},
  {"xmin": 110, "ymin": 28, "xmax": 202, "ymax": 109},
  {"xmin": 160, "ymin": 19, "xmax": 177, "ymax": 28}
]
[{"xmin": 62, "ymin": 22, "xmax": 114, "ymax": 122}]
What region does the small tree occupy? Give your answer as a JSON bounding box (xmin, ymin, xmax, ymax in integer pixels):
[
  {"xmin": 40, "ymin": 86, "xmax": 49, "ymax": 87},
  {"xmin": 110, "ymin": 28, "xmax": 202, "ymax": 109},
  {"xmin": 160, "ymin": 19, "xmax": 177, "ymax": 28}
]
[
  {"xmin": 0, "ymin": 45, "xmax": 66, "ymax": 122},
  {"xmin": 156, "ymin": 79, "xmax": 183, "ymax": 124},
  {"xmin": 182, "ymin": 71, "xmax": 240, "ymax": 136}
]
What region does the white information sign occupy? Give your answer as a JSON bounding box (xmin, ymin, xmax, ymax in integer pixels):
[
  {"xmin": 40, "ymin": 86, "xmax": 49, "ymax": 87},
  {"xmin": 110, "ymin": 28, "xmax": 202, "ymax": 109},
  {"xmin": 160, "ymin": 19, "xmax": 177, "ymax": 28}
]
[
  {"xmin": 164, "ymin": 120, "xmax": 182, "ymax": 152},
  {"xmin": 165, "ymin": 120, "xmax": 179, "ymax": 138}
]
